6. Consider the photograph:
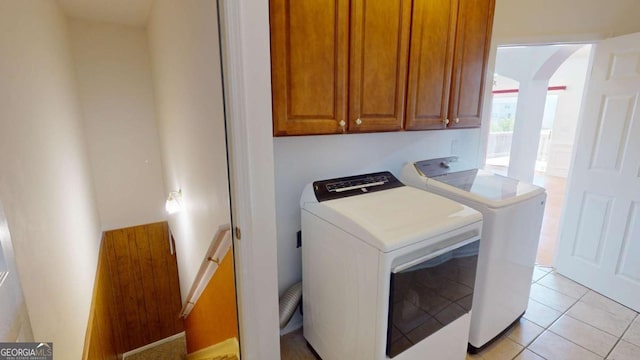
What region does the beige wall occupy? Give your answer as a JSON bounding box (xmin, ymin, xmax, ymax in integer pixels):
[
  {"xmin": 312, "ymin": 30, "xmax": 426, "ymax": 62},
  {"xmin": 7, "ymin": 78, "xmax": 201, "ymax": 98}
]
[
  {"xmin": 493, "ymin": 0, "xmax": 640, "ymax": 44},
  {"xmin": 69, "ymin": 20, "xmax": 167, "ymax": 231},
  {"xmin": 0, "ymin": 1, "xmax": 100, "ymax": 358},
  {"xmin": 148, "ymin": 0, "xmax": 231, "ymax": 301}
]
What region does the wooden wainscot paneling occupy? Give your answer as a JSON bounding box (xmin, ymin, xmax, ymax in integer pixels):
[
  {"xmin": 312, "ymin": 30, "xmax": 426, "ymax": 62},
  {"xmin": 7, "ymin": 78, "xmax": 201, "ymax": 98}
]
[
  {"xmin": 105, "ymin": 222, "xmax": 184, "ymax": 352},
  {"xmin": 82, "ymin": 234, "xmax": 122, "ymax": 360},
  {"xmin": 183, "ymin": 248, "xmax": 239, "ymax": 354},
  {"xmin": 84, "ymin": 222, "xmax": 184, "ymax": 358}
]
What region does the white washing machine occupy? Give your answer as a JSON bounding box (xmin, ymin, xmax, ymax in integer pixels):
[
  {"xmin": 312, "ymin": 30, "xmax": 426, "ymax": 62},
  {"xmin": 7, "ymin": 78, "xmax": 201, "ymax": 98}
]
[
  {"xmin": 401, "ymin": 157, "xmax": 546, "ymax": 352},
  {"xmin": 301, "ymin": 171, "xmax": 483, "ymax": 360}
]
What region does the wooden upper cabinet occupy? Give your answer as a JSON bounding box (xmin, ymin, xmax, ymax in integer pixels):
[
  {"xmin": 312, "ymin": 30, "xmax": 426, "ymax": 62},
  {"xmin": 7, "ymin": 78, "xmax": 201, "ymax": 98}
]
[
  {"xmin": 270, "ymin": 0, "xmax": 349, "ymax": 136},
  {"xmin": 449, "ymin": 0, "xmax": 495, "ymax": 128},
  {"xmin": 405, "ymin": 0, "xmax": 458, "ymax": 130},
  {"xmin": 269, "ymin": 0, "xmax": 494, "ymax": 136},
  {"xmin": 348, "ymin": 0, "xmax": 412, "ymax": 133},
  {"xmin": 406, "ymin": 0, "xmax": 494, "ymax": 130}
]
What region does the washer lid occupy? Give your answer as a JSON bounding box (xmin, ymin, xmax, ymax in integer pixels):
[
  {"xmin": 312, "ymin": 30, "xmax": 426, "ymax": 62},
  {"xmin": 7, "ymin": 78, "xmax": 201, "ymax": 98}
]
[
  {"xmin": 426, "ymin": 169, "xmax": 545, "ymax": 208},
  {"xmin": 302, "ymin": 186, "xmax": 482, "ymax": 252}
]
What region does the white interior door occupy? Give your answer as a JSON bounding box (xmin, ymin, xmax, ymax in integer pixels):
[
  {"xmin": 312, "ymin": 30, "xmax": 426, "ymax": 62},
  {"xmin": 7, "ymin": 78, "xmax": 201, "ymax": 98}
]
[{"xmin": 556, "ymin": 32, "xmax": 640, "ymax": 311}]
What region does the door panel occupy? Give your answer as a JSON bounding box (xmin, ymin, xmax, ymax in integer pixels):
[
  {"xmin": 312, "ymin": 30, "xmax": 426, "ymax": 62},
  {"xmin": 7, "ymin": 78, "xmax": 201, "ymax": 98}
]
[
  {"xmin": 448, "ymin": 0, "xmax": 494, "ymax": 128},
  {"xmin": 270, "ymin": 0, "xmax": 349, "ymax": 135},
  {"xmin": 617, "ymin": 202, "xmax": 640, "ymax": 282},
  {"xmin": 590, "ymin": 95, "xmax": 636, "ymax": 171},
  {"xmin": 405, "ymin": 0, "xmax": 458, "ymax": 130},
  {"xmin": 557, "ymin": 32, "xmax": 640, "ymax": 312},
  {"xmin": 572, "ymin": 192, "xmax": 612, "ymax": 264},
  {"xmin": 349, "ymin": 0, "xmax": 411, "ymax": 133}
]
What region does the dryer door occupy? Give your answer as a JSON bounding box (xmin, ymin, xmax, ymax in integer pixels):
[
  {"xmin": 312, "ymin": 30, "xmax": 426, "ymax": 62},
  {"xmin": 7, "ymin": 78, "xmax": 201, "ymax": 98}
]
[{"xmin": 386, "ymin": 238, "xmax": 479, "ymax": 358}]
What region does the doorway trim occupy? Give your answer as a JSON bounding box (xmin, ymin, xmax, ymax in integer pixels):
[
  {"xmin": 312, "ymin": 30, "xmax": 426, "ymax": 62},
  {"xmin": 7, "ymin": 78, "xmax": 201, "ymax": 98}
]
[
  {"xmin": 218, "ymin": 1, "xmax": 281, "ymax": 359},
  {"xmin": 478, "ymin": 34, "xmax": 603, "ymax": 169},
  {"xmin": 478, "ymin": 35, "xmax": 601, "ymax": 270}
]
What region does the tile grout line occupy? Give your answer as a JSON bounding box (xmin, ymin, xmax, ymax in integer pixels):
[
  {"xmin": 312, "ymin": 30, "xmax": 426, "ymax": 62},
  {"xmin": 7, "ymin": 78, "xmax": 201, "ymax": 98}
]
[
  {"xmin": 529, "ymin": 270, "xmax": 640, "ymax": 359},
  {"xmin": 521, "ymin": 298, "xmax": 580, "ymax": 359},
  {"xmin": 535, "ymin": 277, "xmax": 611, "ymax": 359},
  {"xmin": 509, "ymin": 269, "xmax": 558, "ymax": 360},
  {"xmin": 518, "ymin": 270, "xmax": 599, "ymax": 360},
  {"xmin": 534, "ymin": 278, "xmax": 589, "ymax": 300},
  {"xmin": 561, "ymin": 311, "xmax": 628, "ymax": 338},
  {"xmin": 603, "ymin": 312, "xmax": 638, "ymax": 359},
  {"xmin": 484, "ymin": 266, "xmax": 637, "ymax": 360}
]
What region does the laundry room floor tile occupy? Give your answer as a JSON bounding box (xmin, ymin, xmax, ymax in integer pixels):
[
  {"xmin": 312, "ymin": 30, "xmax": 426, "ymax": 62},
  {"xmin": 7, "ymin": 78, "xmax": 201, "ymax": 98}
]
[
  {"xmin": 536, "ymin": 272, "xmax": 589, "ymax": 299},
  {"xmin": 580, "ymin": 291, "xmax": 637, "ymax": 321},
  {"xmin": 549, "ymin": 315, "xmax": 618, "ymax": 357},
  {"xmin": 607, "ymin": 340, "xmax": 640, "ymax": 360},
  {"xmin": 529, "ymin": 283, "xmax": 578, "ymax": 312},
  {"xmin": 531, "ymin": 267, "xmax": 549, "ymax": 283},
  {"xmin": 513, "ymin": 349, "xmax": 545, "ymax": 360},
  {"xmin": 477, "ymin": 336, "xmax": 523, "ymax": 360},
  {"xmin": 523, "ymin": 298, "xmax": 563, "ymax": 328},
  {"xmin": 566, "ymin": 301, "xmax": 634, "ymax": 337},
  {"xmin": 528, "ymin": 331, "xmax": 602, "ymax": 360},
  {"xmin": 622, "ymin": 316, "xmax": 640, "ymax": 347},
  {"xmin": 506, "ymin": 318, "xmax": 545, "ymax": 347}
]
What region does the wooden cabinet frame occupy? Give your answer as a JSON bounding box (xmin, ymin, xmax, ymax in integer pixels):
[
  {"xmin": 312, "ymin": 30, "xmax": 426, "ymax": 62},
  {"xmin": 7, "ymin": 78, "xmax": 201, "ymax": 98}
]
[{"xmin": 270, "ymin": 0, "xmax": 495, "ymax": 136}]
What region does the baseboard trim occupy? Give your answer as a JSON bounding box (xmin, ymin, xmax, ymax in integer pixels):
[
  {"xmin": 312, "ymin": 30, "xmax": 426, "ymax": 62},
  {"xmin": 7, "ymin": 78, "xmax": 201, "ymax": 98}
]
[
  {"xmin": 122, "ymin": 332, "xmax": 185, "ymax": 359},
  {"xmin": 186, "ymin": 337, "xmax": 240, "ymax": 360}
]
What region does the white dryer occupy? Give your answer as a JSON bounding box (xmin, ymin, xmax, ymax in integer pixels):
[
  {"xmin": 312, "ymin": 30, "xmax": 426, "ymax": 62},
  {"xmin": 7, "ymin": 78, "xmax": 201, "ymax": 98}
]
[
  {"xmin": 401, "ymin": 157, "xmax": 546, "ymax": 352},
  {"xmin": 301, "ymin": 171, "xmax": 483, "ymax": 360}
]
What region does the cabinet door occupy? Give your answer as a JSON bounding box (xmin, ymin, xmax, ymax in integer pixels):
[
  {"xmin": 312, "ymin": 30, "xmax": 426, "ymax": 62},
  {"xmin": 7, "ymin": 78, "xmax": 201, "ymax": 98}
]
[
  {"xmin": 349, "ymin": 0, "xmax": 411, "ymax": 133},
  {"xmin": 405, "ymin": 0, "xmax": 458, "ymax": 130},
  {"xmin": 270, "ymin": 0, "xmax": 349, "ymax": 136},
  {"xmin": 448, "ymin": 0, "xmax": 495, "ymax": 128}
]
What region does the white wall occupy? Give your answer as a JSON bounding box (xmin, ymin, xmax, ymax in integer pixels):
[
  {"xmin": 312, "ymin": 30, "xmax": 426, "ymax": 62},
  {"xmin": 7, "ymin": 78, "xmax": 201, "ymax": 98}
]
[
  {"xmin": 148, "ymin": 0, "xmax": 231, "ymax": 302},
  {"xmin": 0, "ymin": 1, "xmax": 101, "ymax": 358},
  {"xmin": 69, "ymin": 20, "xmax": 166, "ymax": 231}
]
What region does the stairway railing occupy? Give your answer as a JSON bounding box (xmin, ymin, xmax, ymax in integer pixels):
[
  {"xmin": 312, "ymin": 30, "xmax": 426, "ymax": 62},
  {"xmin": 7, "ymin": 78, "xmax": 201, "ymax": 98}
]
[{"xmin": 179, "ymin": 224, "xmax": 232, "ymax": 318}]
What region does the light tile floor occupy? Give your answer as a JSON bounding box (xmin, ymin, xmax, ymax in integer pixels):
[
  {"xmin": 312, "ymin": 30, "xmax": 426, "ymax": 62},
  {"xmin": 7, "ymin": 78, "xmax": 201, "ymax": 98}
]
[
  {"xmin": 467, "ymin": 265, "xmax": 640, "ymax": 360},
  {"xmin": 280, "ymin": 265, "xmax": 640, "ymax": 360}
]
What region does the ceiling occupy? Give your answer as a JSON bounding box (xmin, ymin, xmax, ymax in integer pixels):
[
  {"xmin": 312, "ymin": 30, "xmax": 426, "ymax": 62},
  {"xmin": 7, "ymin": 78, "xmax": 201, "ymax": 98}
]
[{"xmin": 57, "ymin": 0, "xmax": 154, "ymax": 27}]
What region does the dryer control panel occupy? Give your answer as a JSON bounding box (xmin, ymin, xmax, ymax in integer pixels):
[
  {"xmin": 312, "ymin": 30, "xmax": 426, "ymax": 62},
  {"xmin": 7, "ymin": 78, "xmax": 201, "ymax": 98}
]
[{"xmin": 313, "ymin": 171, "xmax": 403, "ymax": 202}]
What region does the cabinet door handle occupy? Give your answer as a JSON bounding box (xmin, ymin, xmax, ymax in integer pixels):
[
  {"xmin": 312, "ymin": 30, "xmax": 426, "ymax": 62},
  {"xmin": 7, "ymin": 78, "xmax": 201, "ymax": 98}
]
[
  {"xmin": 443, "ymin": 118, "xmax": 450, "ymax": 128},
  {"xmin": 355, "ymin": 118, "xmax": 362, "ymax": 126},
  {"xmin": 338, "ymin": 120, "xmax": 346, "ymax": 133}
]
